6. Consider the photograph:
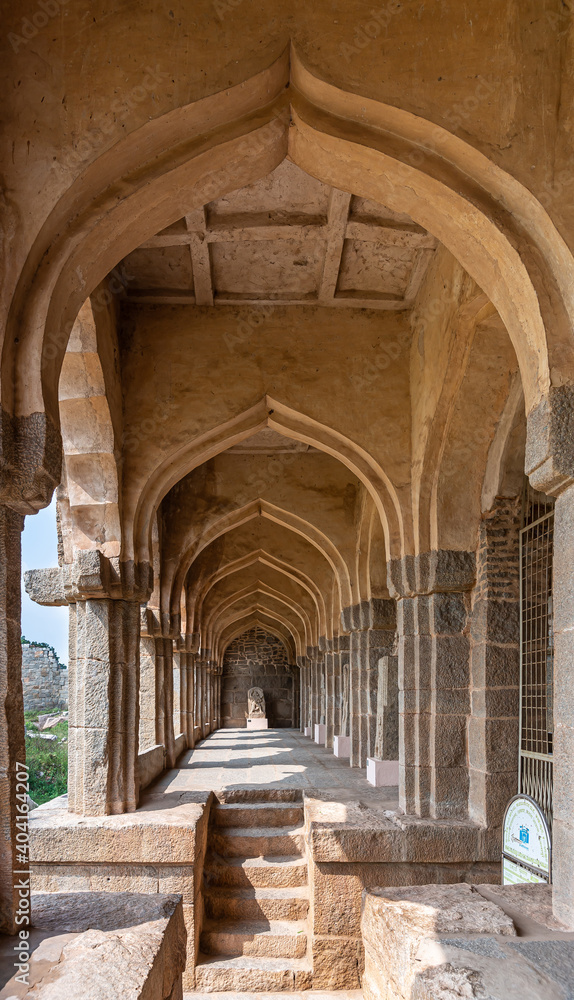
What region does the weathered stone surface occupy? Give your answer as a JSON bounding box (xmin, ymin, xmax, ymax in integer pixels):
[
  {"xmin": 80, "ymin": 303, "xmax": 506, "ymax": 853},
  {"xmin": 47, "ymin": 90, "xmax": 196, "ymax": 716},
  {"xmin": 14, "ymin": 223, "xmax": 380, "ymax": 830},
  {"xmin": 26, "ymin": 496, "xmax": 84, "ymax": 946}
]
[
  {"xmin": 362, "ymin": 883, "xmax": 516, "ymax": 1000},
  {"xmin": 0, "ymin": 892, "xmax": 187, "ymax": 999},
  {"xmin": 23, "ymin": 567, "xmax": 67, "ymax": 607}
]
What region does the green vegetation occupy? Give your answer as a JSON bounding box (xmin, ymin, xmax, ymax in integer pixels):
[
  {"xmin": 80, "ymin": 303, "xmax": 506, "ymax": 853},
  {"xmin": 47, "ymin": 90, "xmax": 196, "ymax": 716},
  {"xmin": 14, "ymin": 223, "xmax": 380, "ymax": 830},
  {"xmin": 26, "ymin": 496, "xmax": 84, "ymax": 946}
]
[
  {"xmin": 21, "ymin": 635, "xmax": 66, "ymax": 668},
  {"xmin": 24, "ymin": 710, "xmax": 68, "ymax": 805}
]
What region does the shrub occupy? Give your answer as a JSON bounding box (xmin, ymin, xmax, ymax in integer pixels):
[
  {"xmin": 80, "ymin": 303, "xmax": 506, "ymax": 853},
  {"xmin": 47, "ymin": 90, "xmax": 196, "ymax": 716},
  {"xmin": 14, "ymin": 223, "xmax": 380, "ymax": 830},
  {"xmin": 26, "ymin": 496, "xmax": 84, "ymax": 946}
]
[{"xmin": 25, "ymin": 718, "xmax": 68, "ymax": 805}]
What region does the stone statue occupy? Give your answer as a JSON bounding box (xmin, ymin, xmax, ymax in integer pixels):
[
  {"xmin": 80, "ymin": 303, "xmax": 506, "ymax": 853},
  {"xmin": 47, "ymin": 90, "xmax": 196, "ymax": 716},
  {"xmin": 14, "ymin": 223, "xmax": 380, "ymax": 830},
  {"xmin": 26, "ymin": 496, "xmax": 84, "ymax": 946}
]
[
  {"xmin": 247, "ymin": 686, "xmax": 266, "ymax": 718},
  {"xmin": 340, "ymin": 662, "xmax": 349, "ymax": 737}
]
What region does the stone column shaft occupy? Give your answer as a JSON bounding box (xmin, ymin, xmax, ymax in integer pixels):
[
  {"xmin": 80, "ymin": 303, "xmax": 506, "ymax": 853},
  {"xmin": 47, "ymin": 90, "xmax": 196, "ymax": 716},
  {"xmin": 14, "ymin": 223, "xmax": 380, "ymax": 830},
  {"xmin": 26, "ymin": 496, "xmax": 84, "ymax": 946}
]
[
  {"xmin": 468, "ymin": 501, "xmax": 520, "ymax": 838},
  {"xmin": 186, "ymin": 652, "xmax": 195, "ymax": 747},
  {"xmin": 552, "ymin": 485, "xmax": 574, "ymax": 926},
  {"xmin": 0, "ymin": 507, "xmax": 26, "ymax": 934},
  {"xmin": 139, "ymin": 634, "xmax": 157, "ymax": 751},
  {"xmin": 68, "ymin": 598, "xmax": 140, "ymax": 815},
  {"xmin": 398, "ymin": 570, "xmax": 473, "ymax": 820}
]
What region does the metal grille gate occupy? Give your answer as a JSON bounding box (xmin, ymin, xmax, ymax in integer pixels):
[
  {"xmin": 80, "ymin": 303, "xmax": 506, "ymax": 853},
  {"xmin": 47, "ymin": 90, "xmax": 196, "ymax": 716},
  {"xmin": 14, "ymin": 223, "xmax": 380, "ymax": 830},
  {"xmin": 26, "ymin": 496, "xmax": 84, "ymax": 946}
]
[{"xmin": 519, "ymin": 491, "xmax": 554, "ymax": 827}]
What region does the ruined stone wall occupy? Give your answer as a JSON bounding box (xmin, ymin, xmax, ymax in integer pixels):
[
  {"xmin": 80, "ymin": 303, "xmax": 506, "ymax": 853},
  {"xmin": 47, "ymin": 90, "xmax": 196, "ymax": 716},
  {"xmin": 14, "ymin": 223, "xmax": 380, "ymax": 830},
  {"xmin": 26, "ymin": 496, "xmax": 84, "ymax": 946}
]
[
  {"xmin": 222, "ymin": 627, "xmax": 294, "ymax": 728},
  {"xmin": 21, "ymin": 642, "xmax": 68, "ymax": 713}
]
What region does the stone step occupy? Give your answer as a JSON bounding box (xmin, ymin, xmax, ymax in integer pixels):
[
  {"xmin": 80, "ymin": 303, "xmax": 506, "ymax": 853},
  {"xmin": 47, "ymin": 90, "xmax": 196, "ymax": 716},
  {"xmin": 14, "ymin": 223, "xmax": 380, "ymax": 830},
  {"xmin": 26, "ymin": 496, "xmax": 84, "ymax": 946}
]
[
  {"xmin": 205, "ymin": 887, "xmax": 310, "ymax": 922},
  {"xmin": 186, "ymin": 992, "xmax": 363, "ymax": 1000},
  {"xmin": 204, "ymin": 855, "xmax": 308, "ymax": 889},
  {"xmin": 194, "ymin": 955, "xmax": 313, "ymax": 993},
  {"xmin": 211, "ymin": 827, "xmax": 306, "ymax": 858},
  {"xmin": 200, "ymin": 919, "xmax": 308, "ymax": 958},
  {"xmin": 213, "ymin": 803, "xmax": 304, "ymax": 829},
  {"xmin": 217, "ymin": 789, "xmax": 303, "ymax": 804}
]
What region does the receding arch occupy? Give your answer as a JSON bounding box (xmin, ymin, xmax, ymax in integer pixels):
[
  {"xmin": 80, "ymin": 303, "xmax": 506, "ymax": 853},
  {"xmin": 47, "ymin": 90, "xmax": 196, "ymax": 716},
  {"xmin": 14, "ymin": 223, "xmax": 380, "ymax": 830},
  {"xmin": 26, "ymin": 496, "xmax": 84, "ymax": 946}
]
[
  {"xmin": 214, "ymin": 603, "xmax": 305, "ymax": 659},
  {"xmin": 219, "ymin": 612, "xmax": 297, "ymax": 663},
  {"xmin": 134, "ymin": 396, "xmax": 402, "ymax": 567},
  {"xmin": 5, "ymin": 46, "xmax": 573, "ymax": 521},
  {"xmin": 190, "ymin": 549, "xmax": 326, "ymax": 639},
  {"xmin": 174, "ymin": 497, "xmax": 353, "ymax": 611},
  {"xmin": 202, "ymin": 583, "xmax": 314, "ymax": 650}
]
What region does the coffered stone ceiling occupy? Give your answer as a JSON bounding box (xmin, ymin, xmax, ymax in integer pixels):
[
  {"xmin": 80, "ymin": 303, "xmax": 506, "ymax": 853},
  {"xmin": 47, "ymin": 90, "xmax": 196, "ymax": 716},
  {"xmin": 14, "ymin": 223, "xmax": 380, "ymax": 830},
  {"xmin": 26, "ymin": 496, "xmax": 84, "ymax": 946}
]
[{"xmin": 121, "ymin": 160, "xmax": 438, "ymax": 310}]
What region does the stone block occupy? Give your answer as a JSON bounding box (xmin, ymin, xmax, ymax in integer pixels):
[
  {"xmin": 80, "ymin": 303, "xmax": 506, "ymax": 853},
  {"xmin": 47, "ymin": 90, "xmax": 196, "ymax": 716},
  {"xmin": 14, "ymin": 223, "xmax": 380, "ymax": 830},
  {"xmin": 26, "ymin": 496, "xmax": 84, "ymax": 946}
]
[
  {"xmin": 361, "ymin": 883, "xmax": 515, "ymax": 1000},
  {"xmin": 471, "ymin": 598, "xmax": 519, "ymax": 645},
  {"xmin": 314, "ymin": 723, "xmax": 326, "ymax": 744},
  {"xmin": 431, "ymin": 592, "xmax": 468, "ymax": 634},
  {"xmin": 312, "ymin": 934, "xmax": 362, "ymax": 989},
  {"xmin": 8, "ymin": 891, "xmax": 188, "ymax": 1000},
  {"xmin": 304, "ymin": 726, "xmax": 312, "ymax": 737},
  {"xmin": 367, "ymin": 758, "xmax": 399, "ymax": 786}
]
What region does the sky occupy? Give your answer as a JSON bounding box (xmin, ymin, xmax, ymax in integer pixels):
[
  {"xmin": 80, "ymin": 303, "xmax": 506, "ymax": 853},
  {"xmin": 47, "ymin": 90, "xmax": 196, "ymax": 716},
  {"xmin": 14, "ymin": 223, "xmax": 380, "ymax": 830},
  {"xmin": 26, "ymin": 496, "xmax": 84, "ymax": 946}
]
[{"xmin": 21, "ymin": 498, "xmax": 68, "ymax": 664}]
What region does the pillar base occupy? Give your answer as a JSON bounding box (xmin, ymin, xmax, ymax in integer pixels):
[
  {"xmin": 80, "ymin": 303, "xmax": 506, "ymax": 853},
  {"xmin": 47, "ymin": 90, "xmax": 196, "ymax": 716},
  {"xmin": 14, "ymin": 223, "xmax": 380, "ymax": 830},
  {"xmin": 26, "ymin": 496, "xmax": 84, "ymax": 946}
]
[
  {"xmin": 367, "ymin": 757, "xmax": 399, "ymax": 786},
  {"xmin": 246, "ymin": 718, "xmax": 268, "ymax": 729},
  {"xmin": 314, "ymin": 723, "xmax": 326, "ymax": 744},
  {"xmin": 304, "ymin": 726, "xmax": 312, "ymax": 737},
  {"xmin": 333, "ymin": 735, "xmax": 350, "ymax": 757}
]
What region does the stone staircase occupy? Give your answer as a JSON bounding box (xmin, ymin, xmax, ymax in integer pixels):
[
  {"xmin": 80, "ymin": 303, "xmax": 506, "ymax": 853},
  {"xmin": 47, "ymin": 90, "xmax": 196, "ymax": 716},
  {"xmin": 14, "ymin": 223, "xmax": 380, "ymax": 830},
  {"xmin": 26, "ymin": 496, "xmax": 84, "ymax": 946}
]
[{"xmin": 194, "ymin": 793, "xmax": 313, "ymax": 993}]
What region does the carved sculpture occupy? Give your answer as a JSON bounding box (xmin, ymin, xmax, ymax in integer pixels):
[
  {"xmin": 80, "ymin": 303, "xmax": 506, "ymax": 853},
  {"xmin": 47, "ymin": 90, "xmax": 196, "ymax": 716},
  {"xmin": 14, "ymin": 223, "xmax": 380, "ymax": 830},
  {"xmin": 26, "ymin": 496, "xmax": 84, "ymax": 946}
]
[
  {"xmin": 340, "ymin": 662, "xmax": 350, "ymax": 737},
  {"xmin": 247, "ymin": 686, "xmax": 266, "ymax": 718}
]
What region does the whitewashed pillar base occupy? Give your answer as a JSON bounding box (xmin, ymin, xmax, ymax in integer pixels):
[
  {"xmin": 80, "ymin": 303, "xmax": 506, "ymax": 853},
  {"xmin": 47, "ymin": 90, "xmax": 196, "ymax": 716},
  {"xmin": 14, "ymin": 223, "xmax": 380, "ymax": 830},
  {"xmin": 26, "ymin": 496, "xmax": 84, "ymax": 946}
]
[
  {"xmin": 333, "ymin": 735, "xmax": 350, "ymax": 757},
  {"xmin": 314, "ymin": 723, "xmax": 326, "ymax": 744},
  {"xmin": 367, "ymin": 758, "xmax": 399, "ymax": 786}
]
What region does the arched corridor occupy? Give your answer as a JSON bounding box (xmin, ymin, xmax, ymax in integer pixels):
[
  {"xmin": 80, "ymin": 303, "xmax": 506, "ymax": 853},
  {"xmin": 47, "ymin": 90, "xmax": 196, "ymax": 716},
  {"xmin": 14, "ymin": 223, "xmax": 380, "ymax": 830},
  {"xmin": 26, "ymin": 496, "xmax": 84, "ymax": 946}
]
[{"xmin": 2, "ymin": 9, "xmax": 574, "ymax": 998}]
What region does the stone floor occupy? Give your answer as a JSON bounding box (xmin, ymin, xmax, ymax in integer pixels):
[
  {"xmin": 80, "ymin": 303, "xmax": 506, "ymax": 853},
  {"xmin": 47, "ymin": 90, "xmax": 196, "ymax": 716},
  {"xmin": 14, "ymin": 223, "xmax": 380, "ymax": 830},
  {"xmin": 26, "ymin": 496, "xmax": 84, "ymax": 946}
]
[{"xmin": 151, "ymin": 729, "xmax": 399, "ymax": 813}]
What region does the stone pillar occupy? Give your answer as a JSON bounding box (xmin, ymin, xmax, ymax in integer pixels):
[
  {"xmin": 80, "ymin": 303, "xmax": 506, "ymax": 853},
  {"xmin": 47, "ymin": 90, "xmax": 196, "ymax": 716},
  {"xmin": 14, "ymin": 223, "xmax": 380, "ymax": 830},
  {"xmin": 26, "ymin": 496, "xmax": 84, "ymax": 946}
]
[
  {"xmin": 291, "ymin": 664, "xmax": 299, "ymax": 728},
  {"xmin": 468, "ymin": 500, "xmax": 520, "ymax": 839},
  {"xmin": 392, "ymin": 552, "xmax": 475, "ymax": 819},
  {"xmin": 342, "ymin": 600, "xmax": 396, "ymax": 769},
  {"xmin": 0, "ymin": 507, "xmax": 27, "ymax": 934},
  {"xmin": 139, "ymin": 631, "xmax": 158, "ymax": 752},
  {"xmin": 325, "ymin": 640, "xmax": 335, "ymax": 747},
  {"xmin": 200, "ymin": 660, "xmax": 209, "ymax": 738},
  {"xmin": 552, "ymin": 483, "xmax": 574, "ymax": 926},
  {"xmin": 156, "ymin": 636, "xmax": 176, "ymax": 768},
  {"xmin": 215, "ymin": 670, "xmax": 221, "ymax": 729},
  {"xmin": 185, "ymin": 648, "xmax": 195, "ymax": 748},
  {"xmin": 298, "ymin": 658, "xmax": 306, "ymax": 731},
  {"xmin": 68, "ymin": 598, "xmax": 140, "ymax": 815},
  {"xmin": 525, "ymin": 386, "xmax": 574, "ymax": 927}
]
